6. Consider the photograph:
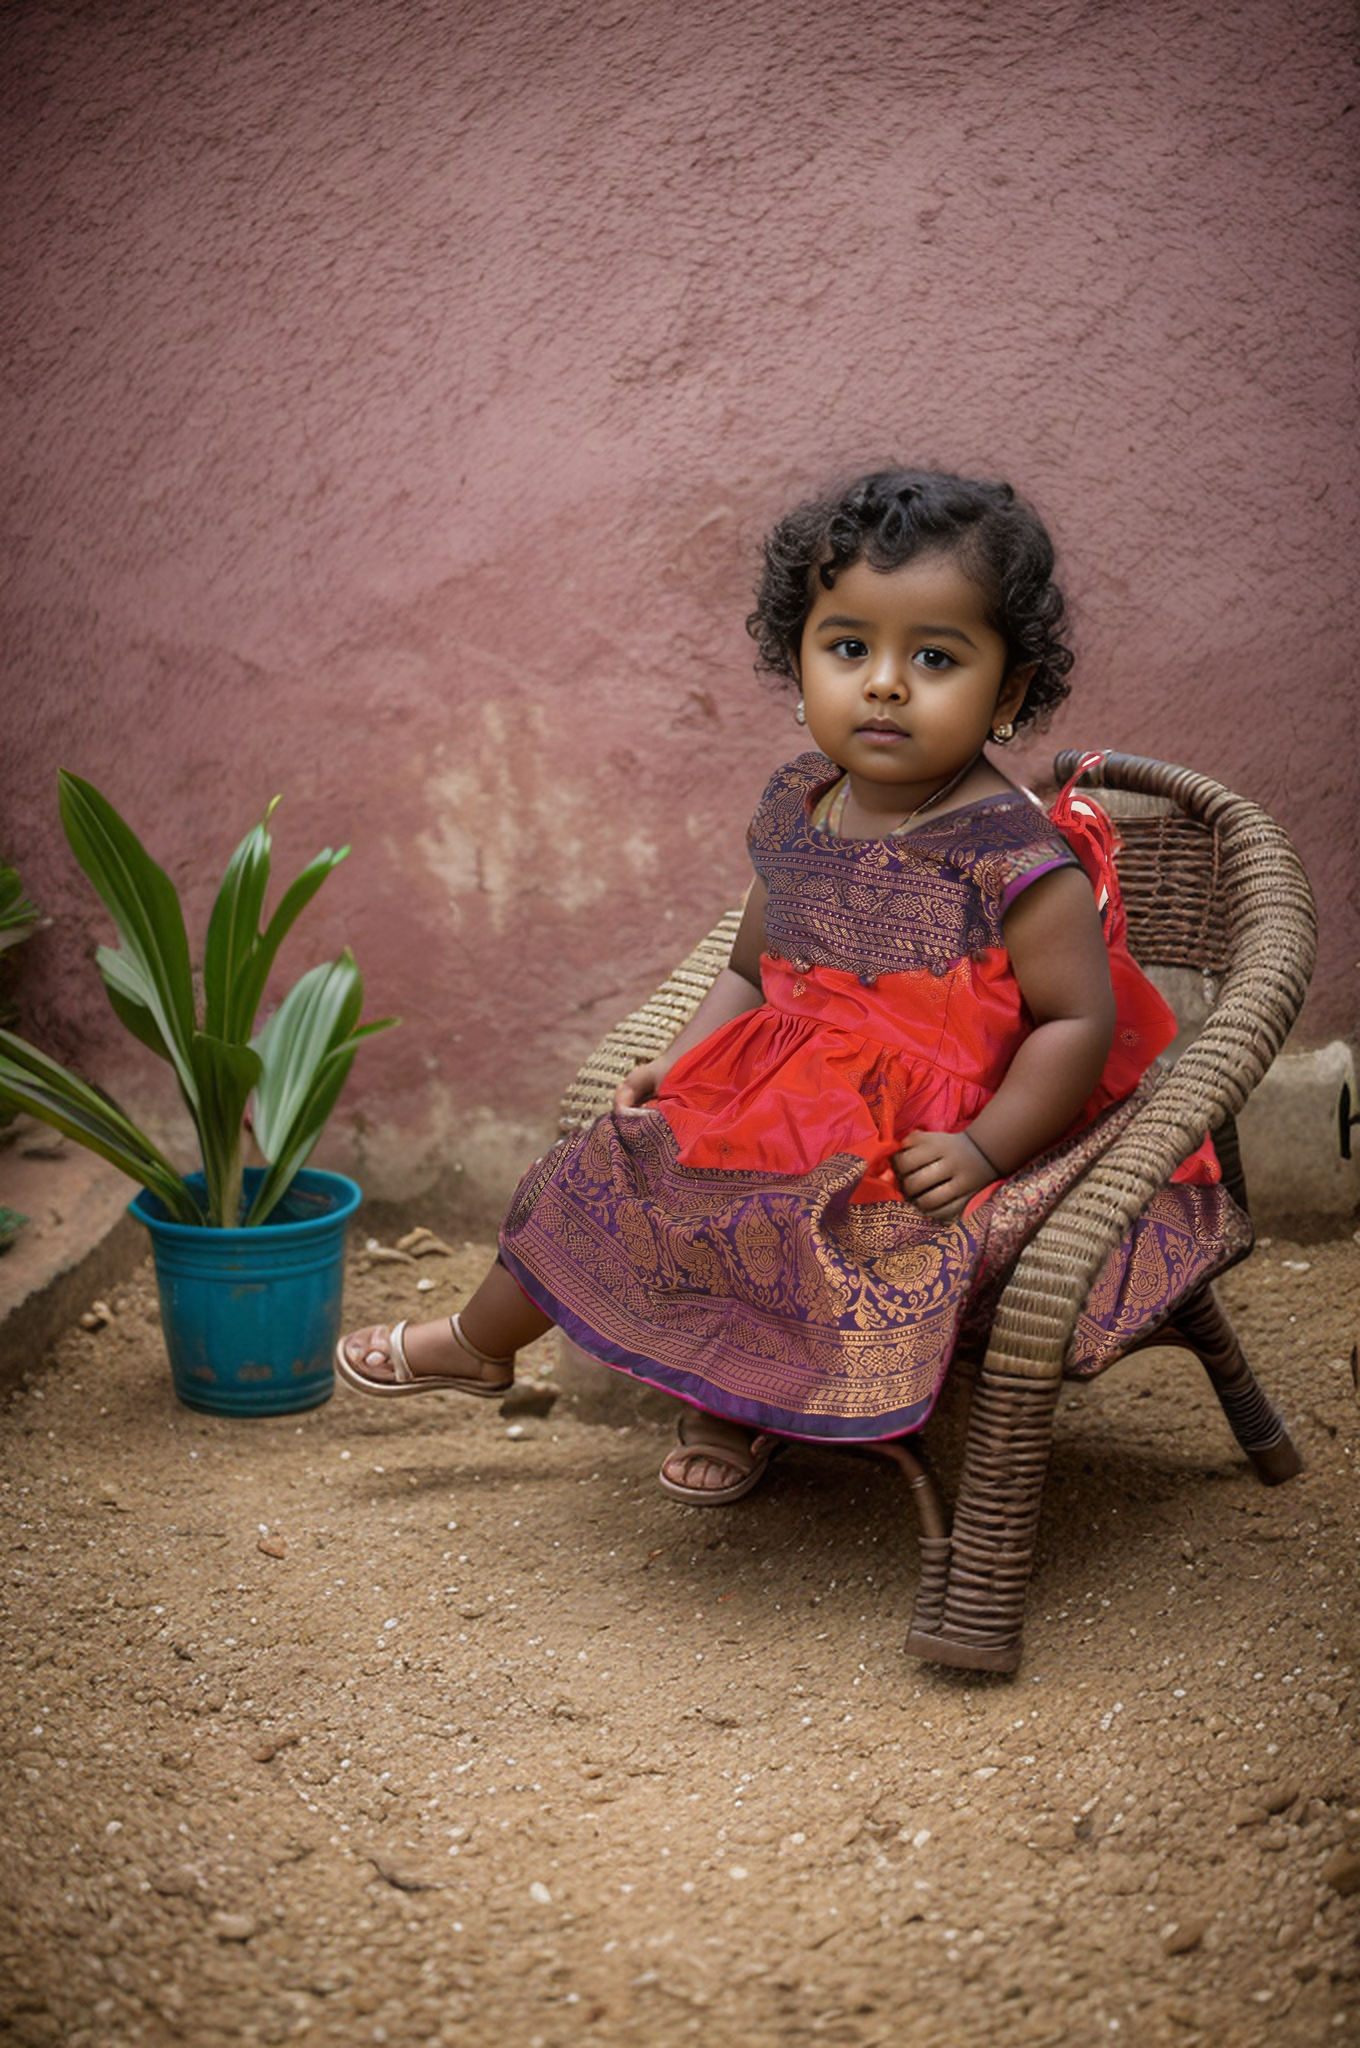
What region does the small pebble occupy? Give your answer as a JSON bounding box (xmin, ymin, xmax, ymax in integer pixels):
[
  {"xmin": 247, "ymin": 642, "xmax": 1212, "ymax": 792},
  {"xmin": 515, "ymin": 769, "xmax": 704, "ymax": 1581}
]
[
  {"xmin": 1162, "ymin": 1914, "xmax": 1209, "ymax": 1955},
  {"xmin": 248, "ymin": 1733, "xmax": 299, "ymax": 1763},
  {"xmin": 256, "ymin": 1535, "xmax": 287, "ymax": 1560},
  {"xmin": 500, "ymin": 1382, "xmax": 559, "ymax": 1419},
  {"xmin": 364, "ymin": 1851, "xmax": 442, "ymax": 1892},
  {"xmin": 1322, "ymin": 1847, "xmax": 1360, "ymax": 1896},
  {"xmin": 529, "ymin": 1881, "xmax": 552, "ymax": 1905},
  {"xmin": 210, "ymin": 1912, "xmax": 256, "ymax": 1942},
  {"xmin": 21, "ymin": 1130, "xmax": 66, "ymax": 1157}
]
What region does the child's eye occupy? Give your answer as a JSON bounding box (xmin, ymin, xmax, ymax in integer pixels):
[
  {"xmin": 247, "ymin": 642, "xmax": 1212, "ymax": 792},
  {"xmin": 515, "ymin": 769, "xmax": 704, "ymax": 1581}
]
[
  {"xmin": 829, "ymin": 637, "xmax": 869, "ymax": 660},
  {"xmin": 914, "ymin": 646, "xmax": 955, "ymax": 671}
]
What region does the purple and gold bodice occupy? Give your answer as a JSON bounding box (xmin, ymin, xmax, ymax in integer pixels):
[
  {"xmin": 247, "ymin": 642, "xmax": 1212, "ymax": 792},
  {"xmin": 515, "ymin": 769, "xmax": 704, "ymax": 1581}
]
[{"xmin": 749, "ymin": 752, "xmax": 1078, "ymax": 981}]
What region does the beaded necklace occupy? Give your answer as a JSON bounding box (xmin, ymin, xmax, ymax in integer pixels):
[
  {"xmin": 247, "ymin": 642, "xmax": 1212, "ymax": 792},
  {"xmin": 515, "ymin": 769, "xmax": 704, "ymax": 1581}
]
[{"xmin": 810, "ymin": 751, "xmax": 982, "ymax": 839}]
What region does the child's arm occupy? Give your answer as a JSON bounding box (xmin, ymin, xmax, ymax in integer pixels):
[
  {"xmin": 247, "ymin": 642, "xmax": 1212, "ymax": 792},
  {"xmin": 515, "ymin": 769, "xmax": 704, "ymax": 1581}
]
[
  {"xmin": 893, "ymin": 867, "xmax": 1116, "ymax": 1216},
  {"xmin": 615, "ymin": 880, "xmax": 769, "ymax": 1112}
]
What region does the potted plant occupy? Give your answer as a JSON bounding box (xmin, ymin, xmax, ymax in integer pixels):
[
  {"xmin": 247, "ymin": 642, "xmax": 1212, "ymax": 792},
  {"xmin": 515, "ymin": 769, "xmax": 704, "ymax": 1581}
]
[{"xmin": 0, "ymin": 773, "xmax": 396, "ymax": 1414}]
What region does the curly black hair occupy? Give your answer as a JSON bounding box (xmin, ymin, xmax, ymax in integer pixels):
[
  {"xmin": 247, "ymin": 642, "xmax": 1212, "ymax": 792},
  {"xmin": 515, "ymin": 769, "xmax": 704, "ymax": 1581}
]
[{"xmin": 746, "ymin": 468, "xmax": 1073, "ymax": 729}]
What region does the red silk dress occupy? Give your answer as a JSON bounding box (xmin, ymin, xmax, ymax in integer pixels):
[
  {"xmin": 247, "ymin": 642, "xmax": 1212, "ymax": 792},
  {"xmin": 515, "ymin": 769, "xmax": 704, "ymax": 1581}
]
[
  {"xmin": 499, "ymin": 755, "xmax": 1244, "ymax": 1442},
  {"xmin": 658, "ymin": 761, "xmax": 1219, "ymax": 1204}
]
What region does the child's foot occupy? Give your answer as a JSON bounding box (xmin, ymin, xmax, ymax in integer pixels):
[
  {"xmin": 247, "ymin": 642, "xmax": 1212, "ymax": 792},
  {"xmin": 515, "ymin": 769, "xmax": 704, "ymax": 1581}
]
[
  {"xmin": 335, "ymin": 1313, "xmax": 514, "ymax": 1399},
  {"xmin": 658, "ymin": 1410, "xmax": 781, "ymax": 1505}
]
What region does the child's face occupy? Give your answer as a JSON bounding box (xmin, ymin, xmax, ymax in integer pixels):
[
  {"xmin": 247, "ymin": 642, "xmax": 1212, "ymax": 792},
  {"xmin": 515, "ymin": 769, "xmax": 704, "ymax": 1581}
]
[{"xmin": 797, "ymin": 551, "xmax": 1030, "ymax": 792}]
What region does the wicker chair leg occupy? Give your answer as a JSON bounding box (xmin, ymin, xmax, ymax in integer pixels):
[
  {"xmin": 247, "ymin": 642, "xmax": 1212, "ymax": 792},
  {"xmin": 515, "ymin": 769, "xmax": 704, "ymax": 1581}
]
[
  {"xmin": 905, "ymin": 1370, "xmax": 1060, "ymax": 1675},
  {"xmin": 849, "ymin": 1439, "xmax": 951, "ymax": 1636},
  {"xmin": 1169, "ymin": 1282, "xmax": 1302, "ymax": 1486},
  {"xmin": 1212, "ymin": 1114, "xmax": 1250, "ymax": 1214},
  {"xmin": 818, "ymin": 1434, "xmax": 952, "ymax": 1645},
  {"xmin": 857, "ymin": 1439, "xmax": 949, "ymax": 1538}
]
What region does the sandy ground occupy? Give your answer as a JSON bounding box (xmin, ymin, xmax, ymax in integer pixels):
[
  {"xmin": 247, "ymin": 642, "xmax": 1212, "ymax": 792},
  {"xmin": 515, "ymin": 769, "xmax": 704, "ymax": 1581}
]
[{"xmin": 1, "ymin": 1223, "xmax": 1357, "ymax": 2048}]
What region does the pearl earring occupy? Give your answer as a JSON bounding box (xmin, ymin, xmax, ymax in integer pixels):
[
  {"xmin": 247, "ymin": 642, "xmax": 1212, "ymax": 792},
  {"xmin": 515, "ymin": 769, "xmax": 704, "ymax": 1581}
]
[
  {"xmin": 794, "ymin": 700, "xmax": 807, "ymax": 726},
  {"xmin": 990, "ymin": 721, "xmax": 1015, "ymax": 743}
]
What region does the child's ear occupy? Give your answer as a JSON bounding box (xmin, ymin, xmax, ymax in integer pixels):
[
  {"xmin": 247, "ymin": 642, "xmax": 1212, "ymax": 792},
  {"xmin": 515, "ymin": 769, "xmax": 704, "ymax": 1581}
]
[{"xmin": 995, "ymin": 661, "xmax": 1037, "ymax": 727}]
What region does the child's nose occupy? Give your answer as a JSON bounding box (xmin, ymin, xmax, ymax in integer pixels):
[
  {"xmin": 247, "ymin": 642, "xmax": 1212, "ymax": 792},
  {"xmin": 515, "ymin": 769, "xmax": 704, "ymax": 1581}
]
[{"xmin": 865, "ymin": 657, "xmax": 908, "ymax": 700}]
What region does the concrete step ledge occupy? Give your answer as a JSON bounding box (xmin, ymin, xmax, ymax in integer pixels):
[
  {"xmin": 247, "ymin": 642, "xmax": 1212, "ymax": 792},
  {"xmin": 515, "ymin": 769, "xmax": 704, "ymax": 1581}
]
[
  {"xmin": 0, "ymin": 1133, "xmax": 145, "ymax": 1393},
  {"xmin": 1236, "ymin": 1040, "xmax": 1359, "ymax": 1222}
]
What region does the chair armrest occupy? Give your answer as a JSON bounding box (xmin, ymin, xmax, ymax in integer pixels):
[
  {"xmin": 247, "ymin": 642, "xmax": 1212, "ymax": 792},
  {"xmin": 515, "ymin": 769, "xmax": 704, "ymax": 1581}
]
[
  {"xmin": 558, "ymin": 902, "xmax": 747, "ymax": 1132},
  {"xmin": 985, "ymin": 754, "xmax": 1316, "ymax": 1381}
]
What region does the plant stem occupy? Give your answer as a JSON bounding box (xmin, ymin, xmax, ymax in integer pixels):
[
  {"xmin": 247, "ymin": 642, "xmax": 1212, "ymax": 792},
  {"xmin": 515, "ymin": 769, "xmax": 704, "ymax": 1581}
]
[{"xmin": 216, "ymin": 1147, "xmax": 245, "ymax": 1229}]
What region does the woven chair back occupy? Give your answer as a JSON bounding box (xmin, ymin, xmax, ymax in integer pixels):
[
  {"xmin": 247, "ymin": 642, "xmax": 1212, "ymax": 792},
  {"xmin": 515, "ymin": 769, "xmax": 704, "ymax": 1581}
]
[{"xmin": 1090, "ymin": 790, "xmax": 1231, "ymax": 976}]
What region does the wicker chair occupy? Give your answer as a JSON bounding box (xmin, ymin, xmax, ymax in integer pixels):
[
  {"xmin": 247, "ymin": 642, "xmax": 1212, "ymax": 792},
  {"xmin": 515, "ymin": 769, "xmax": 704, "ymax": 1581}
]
[{"xmin": 558, "ymin": 752, "xmax": 1317, "ymax": 1675}]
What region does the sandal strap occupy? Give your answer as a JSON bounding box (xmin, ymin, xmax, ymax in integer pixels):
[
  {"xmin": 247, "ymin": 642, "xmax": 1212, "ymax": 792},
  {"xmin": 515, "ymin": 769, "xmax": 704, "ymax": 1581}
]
[
  {"xmin": 671, "ymin": 1432, "xmax": 772, "ymax": 1480},
  {"xmin": 387, "ymin": 1320, "xmax": 414, "ymax": 1385},
  {"xmin": 449, "ymin": 1312, "xmax": 514, "ymax": 1373}
]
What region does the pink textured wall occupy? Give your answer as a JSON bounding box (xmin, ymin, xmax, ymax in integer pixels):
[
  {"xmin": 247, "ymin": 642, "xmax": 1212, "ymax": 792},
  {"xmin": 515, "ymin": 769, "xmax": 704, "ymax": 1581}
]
[{"xmin": 4, "ymin": 0, "xmax": 1356, "ymax": 1217}]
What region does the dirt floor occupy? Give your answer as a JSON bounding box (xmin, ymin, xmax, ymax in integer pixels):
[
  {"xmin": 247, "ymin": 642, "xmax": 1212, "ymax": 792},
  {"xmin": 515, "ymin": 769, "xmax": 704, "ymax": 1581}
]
[{"xmin": 1, "ymin": 1221, "xmax": 1357, "ymax": 2048}]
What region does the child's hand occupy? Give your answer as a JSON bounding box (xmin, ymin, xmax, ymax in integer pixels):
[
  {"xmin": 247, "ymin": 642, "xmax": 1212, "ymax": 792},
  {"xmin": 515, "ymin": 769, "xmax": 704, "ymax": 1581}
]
[
  {"xmin": 615, "ymin": 1061, "xmax": 667, "ymax": 1115},
  {"xmin": 892, "ymin": 1129, "xmax": 999, "ymax": 1220}
]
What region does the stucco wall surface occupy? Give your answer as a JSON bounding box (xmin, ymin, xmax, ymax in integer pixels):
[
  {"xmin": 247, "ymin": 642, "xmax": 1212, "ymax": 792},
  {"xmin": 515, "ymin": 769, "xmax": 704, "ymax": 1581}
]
[{"xmin": 3, "ymin": 0, "xmax": 1357, "ymax": 1213}]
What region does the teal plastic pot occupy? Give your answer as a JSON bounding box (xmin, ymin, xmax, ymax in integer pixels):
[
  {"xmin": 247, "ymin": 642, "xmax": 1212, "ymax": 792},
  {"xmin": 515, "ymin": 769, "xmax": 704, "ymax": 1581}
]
[{"xmin": 130, "ymin": 1168, "xmax": 362, "ymax": 1416}]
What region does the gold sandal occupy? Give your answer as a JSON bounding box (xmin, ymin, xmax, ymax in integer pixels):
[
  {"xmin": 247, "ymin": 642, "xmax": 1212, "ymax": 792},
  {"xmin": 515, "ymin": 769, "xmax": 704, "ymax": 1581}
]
[
  {"xmin": 658, "ymin": 1417, "xmax": 782, "ymax": 1505},
  {"xmin": 334, "ymin": 1312, "xmax": 514, "ymax": 1399}
]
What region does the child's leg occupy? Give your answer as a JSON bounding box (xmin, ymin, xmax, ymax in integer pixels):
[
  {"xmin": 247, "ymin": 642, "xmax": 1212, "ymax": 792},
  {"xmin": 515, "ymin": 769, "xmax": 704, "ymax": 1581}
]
[
  {"xmin": 342, "ymin": 1257, "xmax": 777, "ymax": 1498},
  {"xmin": 339, "ymin": 1258, "xmax": 553, "ymax": 1390},
  {"xmin": 461, "ymin": 1261, "xmax": 554, "ymax": 1357}
]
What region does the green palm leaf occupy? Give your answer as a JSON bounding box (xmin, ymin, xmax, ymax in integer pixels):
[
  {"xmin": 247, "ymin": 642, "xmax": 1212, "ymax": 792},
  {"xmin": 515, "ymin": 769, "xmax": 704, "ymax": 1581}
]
[
  {"xmin": 59, "ymin": 772, "xmax": 198, "ymax": 1105},
  {"xmin": 95, "ymin": 944, "xmax": 173, "ymax": 1061},
  {"xmin": 189, "ymin": 1034, "xmax": 263, "ymax": 1225},
  {"xmin": 0, "ymin": 865, "xmax": 39, "ymax": 957},
  {"xmin": 241, "ymin": 845, "xmax": 349, "ymax": 1031},
  {"xmin": 203, "ymin": 807, "xmax": 349, "ymax": 1049},
  {"xmin": 0, "ymin": 1029, "xmax": 200, "ymax": 1223},
  {"xmin": 247, "ymin": 954, "xmax": 396, "ymax": 1224},
  {"xmin": 250, "ymin": 956, "xmax": 362, "ymax": 1150},
  {"xmin": 202, "ymin": 804, "xmax": 278, "ymax": 1043},
  {"xmin": 244, "ymin": 1037, "xmax": 365, "ymax": 1225}
]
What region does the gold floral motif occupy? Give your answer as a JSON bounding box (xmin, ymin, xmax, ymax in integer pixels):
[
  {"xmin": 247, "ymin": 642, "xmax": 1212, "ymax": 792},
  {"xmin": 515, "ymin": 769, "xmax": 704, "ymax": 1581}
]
[
  {"xmin": 751, "ymin": 753, "xmax": 1079, "ymax": 979},
  {"xmin": 1067, "ymin": 1189, "xmax": 1252, "ymax": 1378},
  {"xmin": 502, "ymin": 1114, "xmax": 974, "ymax": 1423}
]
